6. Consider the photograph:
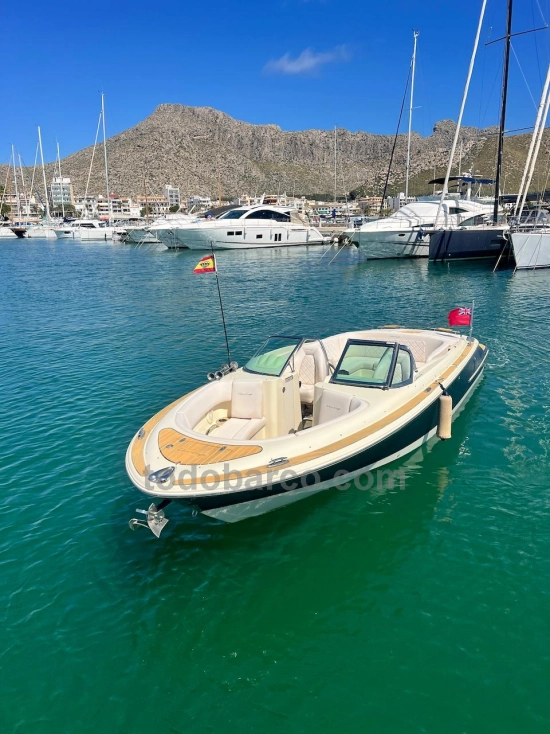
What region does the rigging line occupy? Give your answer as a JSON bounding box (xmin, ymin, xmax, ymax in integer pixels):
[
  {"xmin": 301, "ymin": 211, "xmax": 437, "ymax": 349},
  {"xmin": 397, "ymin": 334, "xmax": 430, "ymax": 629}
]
[
  {"xmin": 478, "ymin": 35, "xmax": 488, "ymax": 128},
  {"xmin": 538, "ymin": 132, "xmax": 550, "ymax": 198},
  {"xmin": 379, "ymin": 62, "xmax": 412, "ymax": 214},
  {"xmin": 85, "ymin": 111, "xmax": 102, "ymax": 201},
  {"xmin": 511, "ymin": 42, "xmax": 538, "ymax": 110},
  {"xmin": 480, "ymin": 62, "xmax": 503, "ymax": 127},
  {"xmin": 535, "ymin": 0, "xmax": 548, "ymax": 25},
  {"xmin": 532, "ymin": 0, "xmax": 544, "ymax": 88},
  {"xmin": 28, "ymin": 143, "xmax": 39, "ymax": 213}
]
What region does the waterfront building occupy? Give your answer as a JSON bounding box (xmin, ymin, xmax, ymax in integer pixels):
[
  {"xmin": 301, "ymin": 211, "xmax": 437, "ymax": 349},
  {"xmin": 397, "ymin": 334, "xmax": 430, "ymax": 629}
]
[
  {"xmin": 136, "ymin": 195, "xmax": 169, "ymax": 216},
  {"xmin": 50, "ymin": 177, "xmax": 74, "ymax": 207},
  {"xmin": 387, "ymin": 193, "xmax": 416, "ymax": 211},
  {"xmin": 97, "ymin": 195, "xmax": 140, "ymax": 219},
  {"xmin": 3, "ymin": 192, "xmax": 38, "ymax": 218},
  {"xmin": 358, "ymin": 196, "xmax": 384, "ymax": 215},
  {"xmin": 163, "ymin": 185, "xmax": 181, "ymax": 208},
  {"xmin": 187, "ymin": 195, "xmax": 212, "ymax": 211},
  {"xmin": 75, "ymin": 196, "xmax": 98, "ymax": 218}
]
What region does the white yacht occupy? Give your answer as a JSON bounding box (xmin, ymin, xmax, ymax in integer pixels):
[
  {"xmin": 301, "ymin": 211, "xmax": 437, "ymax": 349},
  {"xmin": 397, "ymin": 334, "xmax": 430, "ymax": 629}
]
[
  {"xmin": 165, "ymin": 206, "xmax": 324, "ymax": 250},
  {"xmin": 53, "ymin": 220, "xmax": 114, "ymax": 241},
  {"xmin": 345, "ymin": 199, "xmax": 494, "ymax": 258}
]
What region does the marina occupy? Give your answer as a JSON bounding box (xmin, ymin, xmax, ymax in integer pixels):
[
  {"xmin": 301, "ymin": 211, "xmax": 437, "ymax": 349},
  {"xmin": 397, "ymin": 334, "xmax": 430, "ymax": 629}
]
[
  {"xmin": 2, "ymin": 235, "xmax": 550, "ymax": 730},
  {"xmin": 4, "ymin": 0, "xmax": 550, "ymax": 728}
]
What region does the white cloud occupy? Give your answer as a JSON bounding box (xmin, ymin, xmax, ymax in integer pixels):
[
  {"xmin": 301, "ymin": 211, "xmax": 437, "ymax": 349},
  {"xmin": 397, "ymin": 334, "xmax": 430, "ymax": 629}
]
[{"xmin": 263, "ymin": 45, "xmax": 350, "ymax": 75}]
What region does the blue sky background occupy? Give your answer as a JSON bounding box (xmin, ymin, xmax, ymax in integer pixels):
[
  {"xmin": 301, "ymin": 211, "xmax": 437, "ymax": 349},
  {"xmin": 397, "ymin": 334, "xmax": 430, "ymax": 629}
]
[{"xmin": 3, "ymin": 0, "xmax": 550, "ymax": 163}]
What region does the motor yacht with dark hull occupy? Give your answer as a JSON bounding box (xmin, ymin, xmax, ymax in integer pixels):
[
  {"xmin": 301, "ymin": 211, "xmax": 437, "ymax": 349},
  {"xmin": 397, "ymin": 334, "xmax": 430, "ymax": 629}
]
[{"xmin": 126, "ymin": 328, "xmax": 487, "ymax": 533}]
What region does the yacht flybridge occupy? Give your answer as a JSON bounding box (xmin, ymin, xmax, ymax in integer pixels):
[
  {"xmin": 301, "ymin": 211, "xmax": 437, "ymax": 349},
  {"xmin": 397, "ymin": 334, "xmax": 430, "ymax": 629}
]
[
  {"xmin": 163, "ymin": 205, "xmax": 324, "ymax": 250},
  {"xmin": 126, "ymin": 327, "xmax": 487, "ymax": 534}
]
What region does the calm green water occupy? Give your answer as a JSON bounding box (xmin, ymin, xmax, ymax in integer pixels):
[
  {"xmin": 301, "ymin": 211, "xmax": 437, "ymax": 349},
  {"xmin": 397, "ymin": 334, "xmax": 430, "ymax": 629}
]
[{"xmin": 2, "ymin": 239, "xmax": 550, "ymax": 732}]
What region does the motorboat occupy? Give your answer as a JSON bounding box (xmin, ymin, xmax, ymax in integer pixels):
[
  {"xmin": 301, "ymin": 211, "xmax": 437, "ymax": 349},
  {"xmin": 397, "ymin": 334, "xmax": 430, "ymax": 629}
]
[
  {"xmin": 53, "ymin": 219, "xmax": 114, "ymax": 241},
  {"xmin": 144, "ymin": 214, "xmax": 199, "ymax": 248},
  {"xmin": 344, "ymin": 198, "xmax": 494, "ymax": 258},
  {"xmin": 26, "ymin": 221, "xmax": 58, "ymax": 239},
  {"xmin": 121, "ymin": 227, "xmax": 160, "ymax": 244},
  {"xmin": 110, "ymin": 219, "xmax": 156, "ymax": 244},
  {"xmin": 126, "ymin": 327, "xmax": 487, "ymax": 532},
  {"xmin": 164, "ymin": 205, "xmax": 325, "ymax": 250}
]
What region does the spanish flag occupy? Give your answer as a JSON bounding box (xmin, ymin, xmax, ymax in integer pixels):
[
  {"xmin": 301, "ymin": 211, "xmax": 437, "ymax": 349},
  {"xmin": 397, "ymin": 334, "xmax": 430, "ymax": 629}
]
[{"xmin": 193, "ymin": 254, "xmax": 216, "ymax": 274}]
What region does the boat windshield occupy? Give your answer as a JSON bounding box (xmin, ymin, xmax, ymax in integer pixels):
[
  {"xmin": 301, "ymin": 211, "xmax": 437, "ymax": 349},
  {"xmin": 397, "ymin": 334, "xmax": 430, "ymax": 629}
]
[
  {"xmin": 218, "ymin": 210, "xmax": 246, "ymax": 220},
  {"xmin": 331, "ymin": 340, "xmax": 397, "ymax": 388},
  {"xmin": 244, "ymin": 336, "xmax": 302, "ymax": 377}
]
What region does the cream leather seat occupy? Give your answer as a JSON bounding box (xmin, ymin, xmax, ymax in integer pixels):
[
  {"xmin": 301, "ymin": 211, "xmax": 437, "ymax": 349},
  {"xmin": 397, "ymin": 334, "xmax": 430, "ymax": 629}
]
[
  {"xmin": 313, "ymin": 389, "xmax": 364, "ymax": 426},
  {"xmin": 214, "ymin": 380, "xmax": 266, "ymax": 440},
  {"xmin": 296, "ymin": 341, "xmax": 329, "ymax": 404}
]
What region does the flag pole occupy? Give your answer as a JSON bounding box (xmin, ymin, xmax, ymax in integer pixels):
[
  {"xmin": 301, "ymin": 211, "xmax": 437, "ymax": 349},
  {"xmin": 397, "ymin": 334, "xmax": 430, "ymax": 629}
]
[
  {"xmin": 210, "ymin": 241, "xmax": 232, "ymax": 366},
  {"xmin": 469, "ymin": 299, "xmax": 475, "ymax": 342}
]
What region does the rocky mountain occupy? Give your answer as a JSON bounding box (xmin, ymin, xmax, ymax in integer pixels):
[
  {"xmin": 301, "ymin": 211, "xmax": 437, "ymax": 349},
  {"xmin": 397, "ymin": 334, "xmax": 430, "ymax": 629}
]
[{"xmin": 3, "ymin": 104, "xmax": 549, "ymax": 203}]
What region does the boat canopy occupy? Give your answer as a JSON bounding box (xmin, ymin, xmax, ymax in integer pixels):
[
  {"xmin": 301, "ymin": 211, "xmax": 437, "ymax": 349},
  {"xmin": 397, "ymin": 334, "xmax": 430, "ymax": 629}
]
[{"xmin": 428, "ymin": 175, "xmax": 495, "ymax": 185}]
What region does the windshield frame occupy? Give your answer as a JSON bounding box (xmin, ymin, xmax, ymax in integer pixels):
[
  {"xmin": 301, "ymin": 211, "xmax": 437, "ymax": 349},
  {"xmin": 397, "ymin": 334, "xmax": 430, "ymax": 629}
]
[
  {"xmin": 243, "ymin": 335, "xmax": 304, "ymax": 377},
  {"xmin": 330, "ymin": 339, "xmax": 400, "ymax": 390}
]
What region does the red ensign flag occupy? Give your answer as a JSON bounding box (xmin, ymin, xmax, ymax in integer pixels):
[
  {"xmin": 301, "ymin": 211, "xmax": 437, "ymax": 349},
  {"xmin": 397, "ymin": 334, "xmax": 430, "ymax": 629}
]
[
  {"xmin": 448, "ymin": 307, "xmax": 472, "ymax": 327},
  {"xmin": 193, "ymin": 255, "xmax": 216, "ymax": 274}
]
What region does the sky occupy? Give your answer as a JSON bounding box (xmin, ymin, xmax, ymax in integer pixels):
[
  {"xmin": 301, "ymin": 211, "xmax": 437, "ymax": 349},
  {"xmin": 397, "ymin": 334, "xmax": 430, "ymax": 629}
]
[{"xmin": 3, "ymin": 0, "xmax": 550, "ymax": 164}]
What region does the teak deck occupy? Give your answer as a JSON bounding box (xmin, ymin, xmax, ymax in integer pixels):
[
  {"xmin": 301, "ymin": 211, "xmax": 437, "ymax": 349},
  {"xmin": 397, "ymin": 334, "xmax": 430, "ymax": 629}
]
[{"xmin": 158, "ymin": 428, "xmax": 262, "ymax": 465}]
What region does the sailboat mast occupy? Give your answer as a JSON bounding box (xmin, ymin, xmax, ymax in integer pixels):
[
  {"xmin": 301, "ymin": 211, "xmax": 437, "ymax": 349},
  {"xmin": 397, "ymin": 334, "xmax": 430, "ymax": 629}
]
[
  {"xmin": 12, "ymin": 145, "xmax": 21, "ymax": 221},
  {"xmin": 334, "ymin": 125, "xmax": 337, "ymax": 205},
  {"xmin": 101, "ymin": 93, "xmax": 111, "ymax": 224},
  {"xmin": 493, "ymin": 0, "xmax": 513, "ymax": 224},
  {"xmin": 57, "ymin": 142, "xmax": 65, "ymax": 218},
  {"xmin": 18, "ymin": 154, "xmax": 27, "ymax": 216},
  {"xmin": 405, "ymin": 31, "xmax": 419, "ymax": 203},
  {"xmin": 38, "ymin": 127, "xmax": 51, "ymax": 220}
]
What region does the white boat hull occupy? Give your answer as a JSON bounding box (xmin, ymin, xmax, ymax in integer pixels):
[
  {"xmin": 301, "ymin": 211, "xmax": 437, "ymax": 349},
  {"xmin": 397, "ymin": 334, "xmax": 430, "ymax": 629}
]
[
  {"xmin": 511, "ymin": 231, "xmax": 550, "ymax": 269},
  {"xmin": 53, "ymin": 229, "xmax": 75, "ymax": 239},
  {"xmin": 202, "ymin": 366, "xmax": 484, "ymax": 521},
  {"xmin": 26, "ymin": 227, "xmax": 57, "ymax": 239},
  {"xmin": 125, "ymin": 229, "xmax": 160, "ymax": 244},
  {"xmin": 77, "ymin": 227, "xmax": 114, "ymax": 241},
  {"xmin": 0, "ymin": 228, "xmax": 17, "ymax": 239},
  {"xmin": 172, "ymin": 225, "xmax": 324, "ymax": 250},
  {"xmin": 349, "ymin": 228, "xmax": 429, "ymax": 258}
]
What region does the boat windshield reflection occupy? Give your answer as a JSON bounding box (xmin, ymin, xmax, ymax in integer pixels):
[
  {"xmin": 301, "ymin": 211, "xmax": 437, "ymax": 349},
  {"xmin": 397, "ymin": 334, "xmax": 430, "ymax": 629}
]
[{"xmin": 243, "ymin": 336, "xmax": 303, "ymax": 377}]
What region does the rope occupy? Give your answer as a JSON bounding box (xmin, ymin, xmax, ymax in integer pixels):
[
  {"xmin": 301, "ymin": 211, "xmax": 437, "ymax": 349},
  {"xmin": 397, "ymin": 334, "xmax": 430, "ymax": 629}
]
[
  {"xmin": 511, "ymin": 43, "xmax": 538, "ymax": 111},
  {"xmin": 84, "ymin": 111, "xmax": 102, "ymax": 201}
]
